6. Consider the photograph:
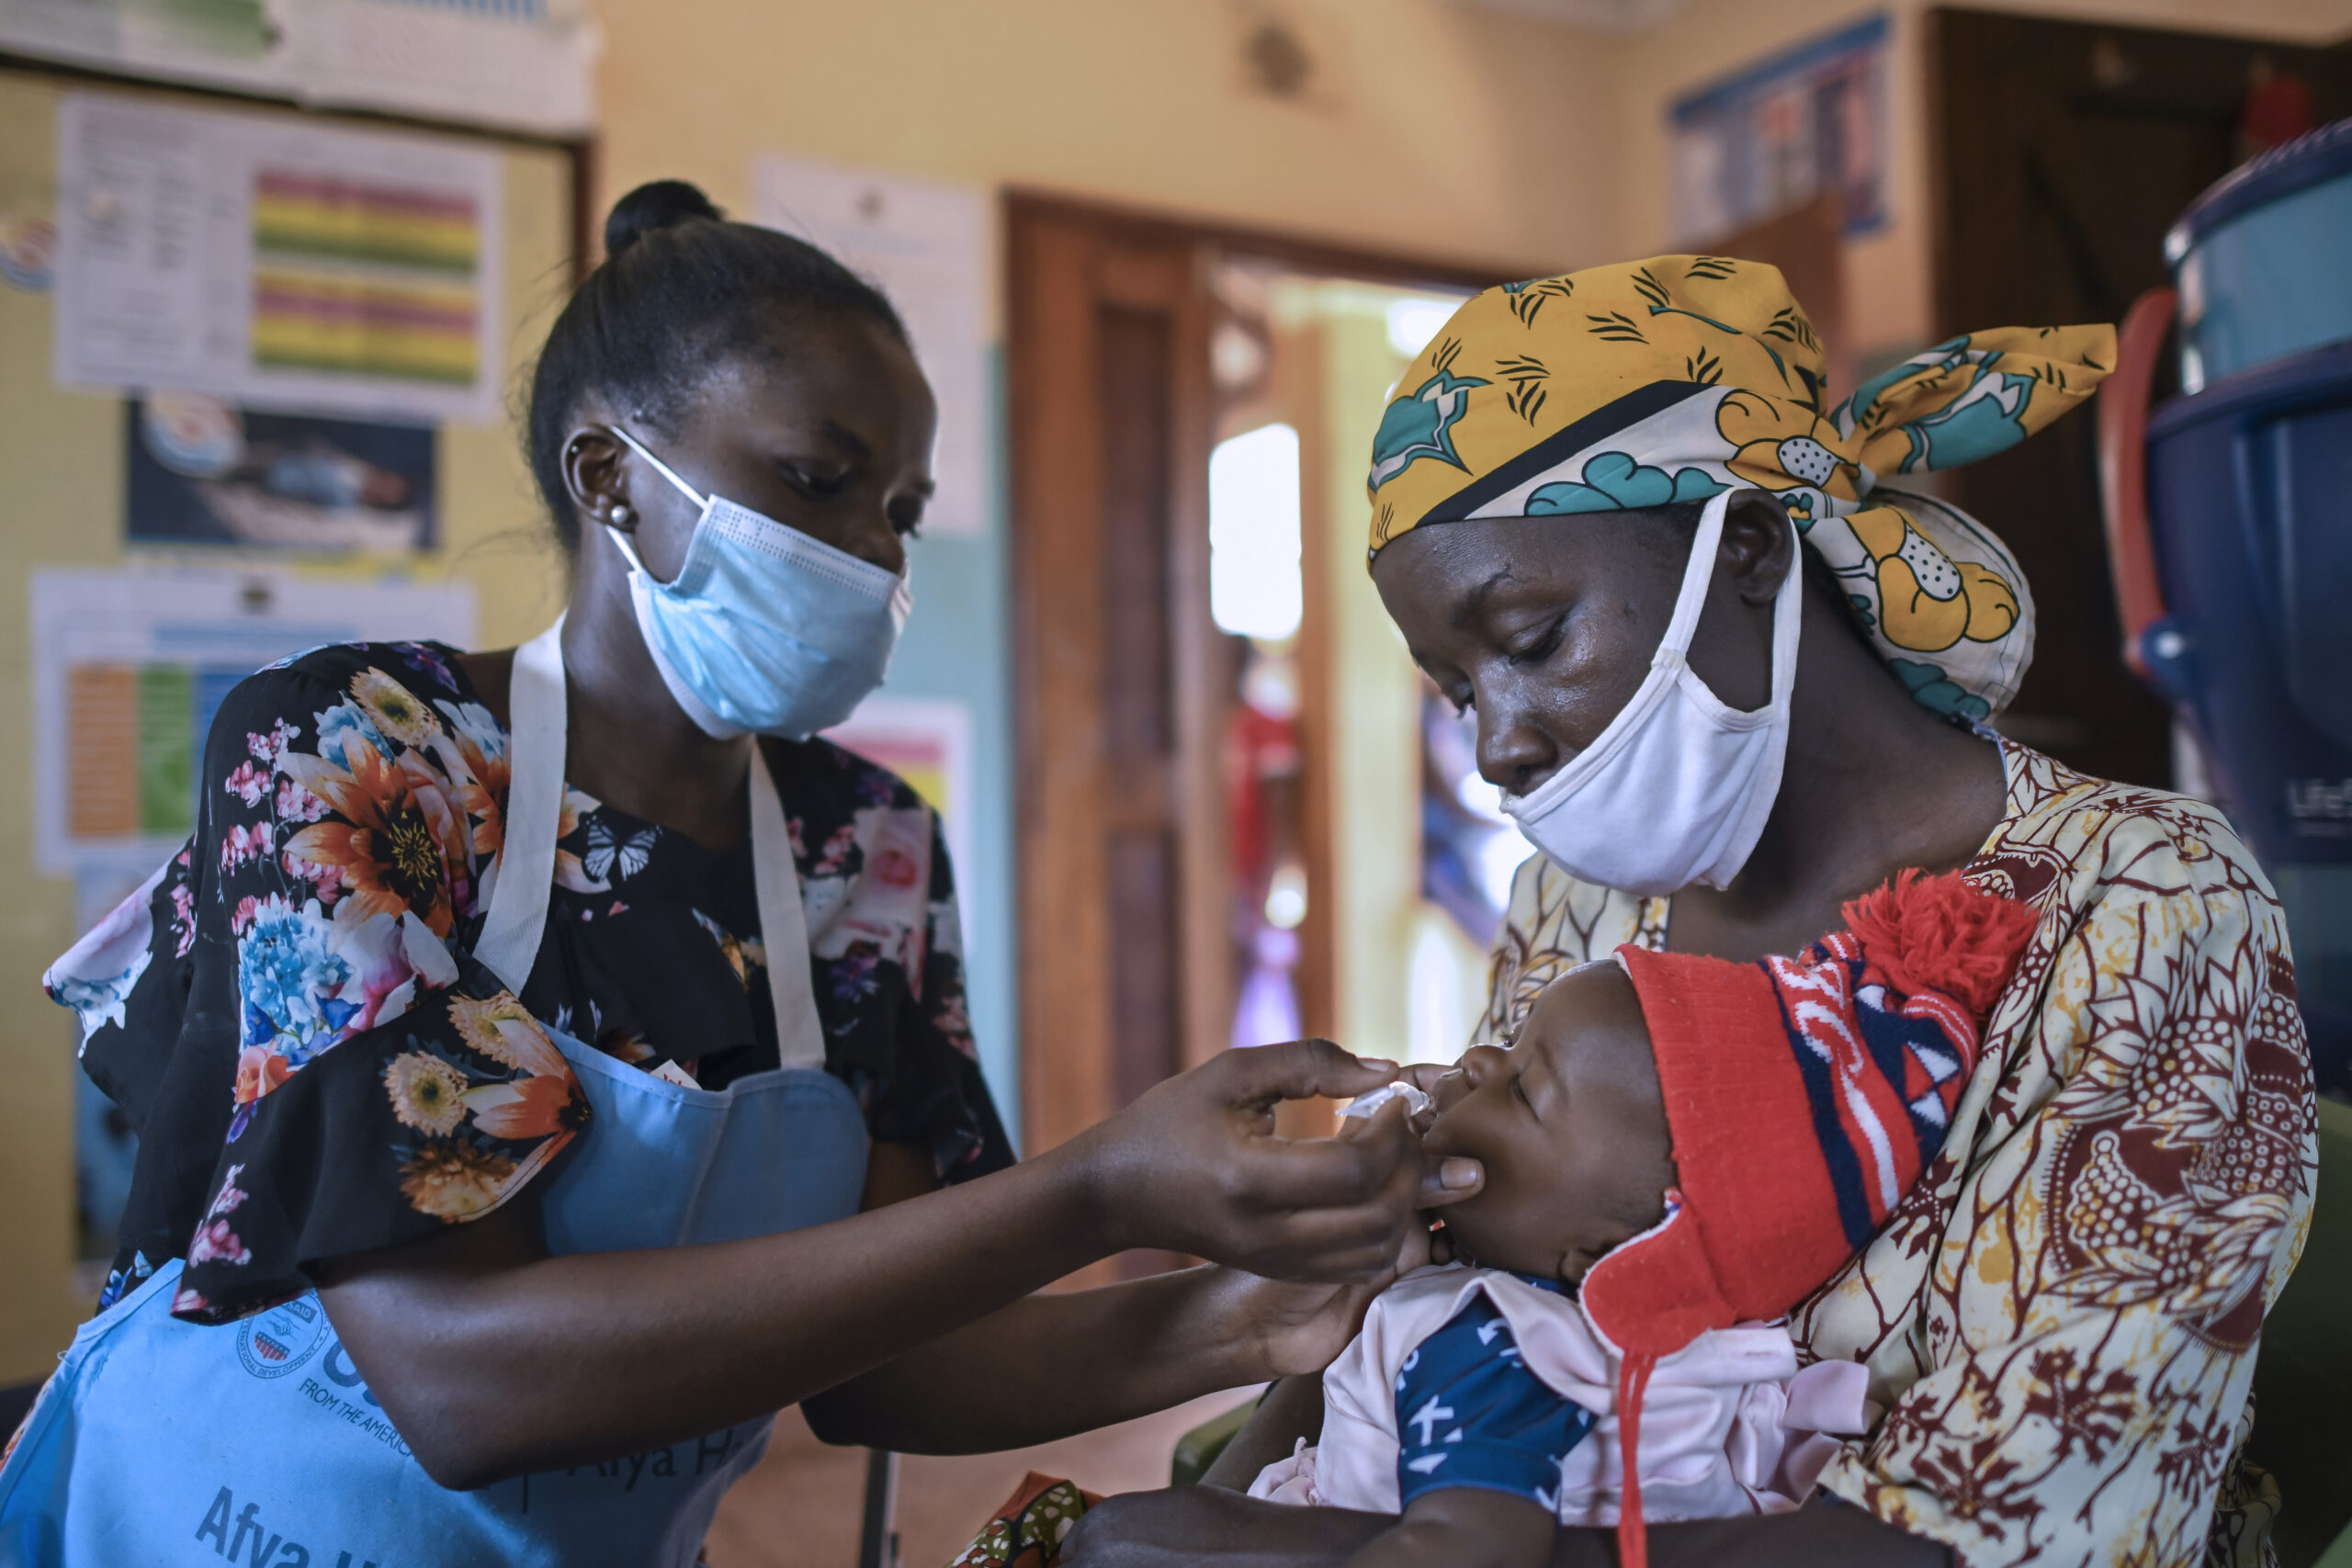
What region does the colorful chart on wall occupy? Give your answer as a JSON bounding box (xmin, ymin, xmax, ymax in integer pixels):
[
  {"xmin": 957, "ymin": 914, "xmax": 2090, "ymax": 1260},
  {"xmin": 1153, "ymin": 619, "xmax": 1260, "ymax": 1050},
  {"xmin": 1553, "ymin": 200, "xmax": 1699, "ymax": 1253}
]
[
  {"xmin": 1670, "ymin": 13, "xmax": 1889, "ymax": 245},
  {"xmin": 52, "ymin": 92, "xmax": 504, "ymax": 424},
  {"xmin": 29, "ymin": 565, "xmax": 475, "ymax": 874},
  {"xmin": 125, "ymin": 394, "xmax": 436, "ymax": 550},
  {"xmin": 753, "ymin": 155, "xmax": 990, "ymax": 537},
  {"xmin": 825, "ymin": 694, "xmax": 975, "ymax": 900},
  {"xmin": 0, "ymin": 0, "xmax": 596, "ymax": 136}
]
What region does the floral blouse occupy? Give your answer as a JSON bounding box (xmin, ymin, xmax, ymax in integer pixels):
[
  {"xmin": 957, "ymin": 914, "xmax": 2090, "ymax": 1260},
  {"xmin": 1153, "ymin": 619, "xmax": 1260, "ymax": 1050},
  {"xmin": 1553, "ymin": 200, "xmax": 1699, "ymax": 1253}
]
[
  {"xmin": 49, "ymin": 641, "xmax": 1012, "ymax": 1326},
  {"xmin": 1478, "ymin": 744, "xmax": 2316, "ymax": 1568}
]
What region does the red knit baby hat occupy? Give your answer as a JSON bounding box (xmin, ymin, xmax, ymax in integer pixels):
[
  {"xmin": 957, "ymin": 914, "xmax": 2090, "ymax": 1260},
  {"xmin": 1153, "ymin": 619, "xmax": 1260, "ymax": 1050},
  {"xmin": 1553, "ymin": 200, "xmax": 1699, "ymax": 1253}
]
[{"xmin": 1577, "ymin": 870, "xmax": 2036, "ymax": 1568}]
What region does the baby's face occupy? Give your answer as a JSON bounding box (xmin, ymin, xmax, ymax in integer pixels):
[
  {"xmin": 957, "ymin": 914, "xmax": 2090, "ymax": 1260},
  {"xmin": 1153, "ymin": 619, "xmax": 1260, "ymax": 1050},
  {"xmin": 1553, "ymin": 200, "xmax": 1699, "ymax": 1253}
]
[{"xmin": 1417, "ymin": 962, "xmax": 1676, "ymax": 1283}]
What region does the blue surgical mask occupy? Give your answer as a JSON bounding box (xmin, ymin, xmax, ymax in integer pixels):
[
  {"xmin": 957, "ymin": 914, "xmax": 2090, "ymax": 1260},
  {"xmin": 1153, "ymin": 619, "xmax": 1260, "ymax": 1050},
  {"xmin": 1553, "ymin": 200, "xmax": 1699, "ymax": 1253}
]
[{"xmin": 605, "ymin": 425, "xmax": 912, "ymax": 740}]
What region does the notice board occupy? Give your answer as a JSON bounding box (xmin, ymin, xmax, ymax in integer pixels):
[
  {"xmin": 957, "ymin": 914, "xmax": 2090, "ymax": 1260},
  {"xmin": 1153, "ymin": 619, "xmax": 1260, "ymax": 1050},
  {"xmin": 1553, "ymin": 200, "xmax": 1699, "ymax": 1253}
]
[{"xmin": 0, "ymin": 62, "xmax": 579, "ymax": 1381}]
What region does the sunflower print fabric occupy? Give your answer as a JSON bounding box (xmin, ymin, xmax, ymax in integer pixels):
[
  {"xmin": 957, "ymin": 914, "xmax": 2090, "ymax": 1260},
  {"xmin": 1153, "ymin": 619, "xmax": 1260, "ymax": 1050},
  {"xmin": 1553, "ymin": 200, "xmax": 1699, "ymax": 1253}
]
[
  {"xmin": 48, "ymin": 641, "xmax": 1012, "ymax": 1325},
  {"xmin": 1365, "ymin": 257, "xmax": 2114, "ymax": 721},
  {"xmin": 1478, "ymin": 743, "xmax": 2315, "ymax": 1566}
]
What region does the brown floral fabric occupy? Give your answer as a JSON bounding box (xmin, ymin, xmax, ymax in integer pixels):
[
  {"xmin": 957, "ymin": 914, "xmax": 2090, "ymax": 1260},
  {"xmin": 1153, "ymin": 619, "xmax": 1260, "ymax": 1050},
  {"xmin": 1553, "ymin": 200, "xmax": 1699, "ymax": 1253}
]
[{"xmin": 1479, "ymin": 744, "xmax": 2316, "ymax": 1567}]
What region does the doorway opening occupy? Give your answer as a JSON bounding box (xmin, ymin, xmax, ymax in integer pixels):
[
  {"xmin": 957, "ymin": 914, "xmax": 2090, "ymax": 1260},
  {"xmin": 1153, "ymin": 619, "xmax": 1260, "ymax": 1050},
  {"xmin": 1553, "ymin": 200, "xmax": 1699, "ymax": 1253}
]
[{"xmin": 1005, "ymin": 197, "xmax": 1498, "ymax": 1280}]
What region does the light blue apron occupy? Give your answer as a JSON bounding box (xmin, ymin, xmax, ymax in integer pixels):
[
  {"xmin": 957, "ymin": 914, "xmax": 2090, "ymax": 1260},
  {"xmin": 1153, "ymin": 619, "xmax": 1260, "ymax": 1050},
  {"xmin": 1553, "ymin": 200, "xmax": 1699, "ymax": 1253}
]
[{"xmin": 0, "ymin": 624, "xmax": 868, "ymax": 1567}]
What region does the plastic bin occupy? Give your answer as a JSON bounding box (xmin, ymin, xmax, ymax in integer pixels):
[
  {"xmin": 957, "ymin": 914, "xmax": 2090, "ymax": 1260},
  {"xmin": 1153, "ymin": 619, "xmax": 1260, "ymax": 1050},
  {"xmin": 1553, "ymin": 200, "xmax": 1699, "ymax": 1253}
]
[
  {"xmin": 2101, "ymin": 119, "xmax": 2352, "ymax": 1092},
  {"xmin": 2168, "ymin": 118, "xmax": 2352, "ymax": 390}
]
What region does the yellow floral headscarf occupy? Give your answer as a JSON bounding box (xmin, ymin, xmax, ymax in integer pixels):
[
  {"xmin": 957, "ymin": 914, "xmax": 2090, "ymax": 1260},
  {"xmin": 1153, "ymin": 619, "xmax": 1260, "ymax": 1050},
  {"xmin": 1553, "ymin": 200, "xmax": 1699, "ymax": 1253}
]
[{"xmin": 1365, "ymin": 256, "xmax": 2113, "ymax": 720}]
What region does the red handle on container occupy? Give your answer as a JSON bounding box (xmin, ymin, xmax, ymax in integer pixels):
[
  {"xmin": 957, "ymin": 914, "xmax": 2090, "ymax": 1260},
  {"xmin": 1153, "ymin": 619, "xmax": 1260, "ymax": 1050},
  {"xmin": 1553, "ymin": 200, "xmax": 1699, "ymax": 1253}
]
[{"xmin": 2097, "ymin": 287, "xmax": 2178, "ymax": 679}]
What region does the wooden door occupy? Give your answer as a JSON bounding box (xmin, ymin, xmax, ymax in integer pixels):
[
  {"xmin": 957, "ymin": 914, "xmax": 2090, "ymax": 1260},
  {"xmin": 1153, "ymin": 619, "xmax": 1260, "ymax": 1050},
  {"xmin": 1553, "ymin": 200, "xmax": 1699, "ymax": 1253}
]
[
  {"xmin": 1006, "ymin": 200, "xmax": 1231, "ymax": 1187},
  {"xmin": 1928, "ymin": 9, "xmax": 2352, "ymax": 787}
]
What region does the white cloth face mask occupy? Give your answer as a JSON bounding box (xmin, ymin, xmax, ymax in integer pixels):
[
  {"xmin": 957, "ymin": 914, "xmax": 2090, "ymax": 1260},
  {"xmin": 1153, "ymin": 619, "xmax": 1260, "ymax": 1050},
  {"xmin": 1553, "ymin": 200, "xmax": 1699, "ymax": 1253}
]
[
  {"xmin": 604, "ymin": 425, "xmax": 912, "ymax": 741},
  {"xmin": 1500, "ymin": 490, "xmax": 1801, "ymax": 897}
]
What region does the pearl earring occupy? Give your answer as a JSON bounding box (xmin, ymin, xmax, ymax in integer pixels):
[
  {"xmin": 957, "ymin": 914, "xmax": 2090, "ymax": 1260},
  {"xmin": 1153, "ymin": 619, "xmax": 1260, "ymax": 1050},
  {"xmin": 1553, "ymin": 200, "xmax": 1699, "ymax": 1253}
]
[{"xmin": 610, "ymin": 503, "xmax": 633, "ymax": 525}]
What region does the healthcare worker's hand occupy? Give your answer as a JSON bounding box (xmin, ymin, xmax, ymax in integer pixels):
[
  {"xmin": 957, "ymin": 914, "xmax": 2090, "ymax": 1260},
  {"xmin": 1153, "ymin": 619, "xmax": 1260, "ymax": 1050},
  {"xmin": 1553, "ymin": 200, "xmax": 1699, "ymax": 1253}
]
[
  {"xmin": 1211, "ymin": 1186, "xmax": 1457, "ymax": 1380},
  {"xmin": 1067, "ymin": 1038, "xmax": 1444, "ymax": 1281},
  {"xmin": 1399, "ymin": 1055, "xmax": 1485, "ymax": 1267}
]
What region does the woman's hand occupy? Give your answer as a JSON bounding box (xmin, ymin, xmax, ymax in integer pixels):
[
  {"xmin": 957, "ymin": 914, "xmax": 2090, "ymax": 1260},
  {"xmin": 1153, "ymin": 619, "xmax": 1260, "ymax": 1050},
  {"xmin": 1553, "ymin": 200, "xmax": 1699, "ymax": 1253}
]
[
  {"xmin": 1223, "ymin": 1163, "xmax": 1476, "ymax": 1378},
  {"xmin": 1229, "ymin": 1273, "xmax": 1379, "ymax": 1381},
  {"xmin": 1216, "ymin": 1204, "xmax": 1429, "ymax": 1382},
  {"xmin": 1065, "ymin": 1038, "xmax": 1431, "ymax": 1281}
]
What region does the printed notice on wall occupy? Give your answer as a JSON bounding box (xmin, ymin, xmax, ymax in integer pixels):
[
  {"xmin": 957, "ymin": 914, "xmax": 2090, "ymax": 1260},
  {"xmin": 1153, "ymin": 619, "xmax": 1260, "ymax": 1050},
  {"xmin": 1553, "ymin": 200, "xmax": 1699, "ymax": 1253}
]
[
  {"xmin": 1670, "ymin": 14, "xmax": 1889, "ymax": 246},
  {"xmin": 1, "ymin": 0, "xmax": 595, "ymax": 136},
  {"xmin": 826, "ymin": 694, "xmax": 976, "ymax": 899},
  {"xmin": 30, "ymin": 566, "xmax": 475, "ymax": 874},
  {"xmin": 53, "ymin": 93, "xmax": 504, "ymax": 424},
  {"xmin": 753, "ymin": 156, "xmax": 990, "ymax": 537}
]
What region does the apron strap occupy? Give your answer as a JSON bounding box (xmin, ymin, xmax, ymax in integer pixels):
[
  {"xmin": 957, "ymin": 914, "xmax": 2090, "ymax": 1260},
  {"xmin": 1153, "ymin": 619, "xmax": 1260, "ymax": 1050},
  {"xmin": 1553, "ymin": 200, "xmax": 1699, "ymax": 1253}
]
[
  {"xmin": 475, "ymin": 619, "xmax": 827, "ymax": 1072},
  {"xmin": 750, "ymin": 742, "xmax": 826, "ymax": 1072},
  {"xmin": 475, "ymin": 619, "xmax": 567, "ymax": 994}
]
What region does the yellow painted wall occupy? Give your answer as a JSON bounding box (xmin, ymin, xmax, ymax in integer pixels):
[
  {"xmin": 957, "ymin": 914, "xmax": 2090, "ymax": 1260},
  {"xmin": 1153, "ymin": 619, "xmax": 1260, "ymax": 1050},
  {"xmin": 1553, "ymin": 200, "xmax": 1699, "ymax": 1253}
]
[
  {"xmin": 0, "ymin": 65, "xmax": 575, "ymax": 1382},
  {"xmin": 582, "ymin": 0, "xmax": 2349, "ymax": 363},
  {"xmin": 594, "ymin": 0, "xmax": 1620, "ymax": 285}
]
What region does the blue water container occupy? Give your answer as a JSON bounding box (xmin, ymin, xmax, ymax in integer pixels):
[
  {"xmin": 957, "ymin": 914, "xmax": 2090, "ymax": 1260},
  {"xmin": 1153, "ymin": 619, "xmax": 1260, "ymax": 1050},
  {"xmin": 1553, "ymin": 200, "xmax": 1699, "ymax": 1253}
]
[
  {"xmin": 2169, "ymin": 118, "xmax": 2352, "ymax": 391},
  {"xmin": 2119, "ymin": 120, "xmax": 2352, "ymax": 1089}
]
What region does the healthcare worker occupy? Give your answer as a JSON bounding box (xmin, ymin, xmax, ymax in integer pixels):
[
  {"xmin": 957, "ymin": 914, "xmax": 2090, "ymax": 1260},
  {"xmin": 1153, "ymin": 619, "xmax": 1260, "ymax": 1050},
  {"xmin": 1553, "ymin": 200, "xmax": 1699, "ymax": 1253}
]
[
  {"xmin": 1, "ymin": 182, "xmax": 1453, "ymax": 1565},
  {"xmin": 1064, "ymin": 261, "xmax": 2315, "ymax": 1567}
]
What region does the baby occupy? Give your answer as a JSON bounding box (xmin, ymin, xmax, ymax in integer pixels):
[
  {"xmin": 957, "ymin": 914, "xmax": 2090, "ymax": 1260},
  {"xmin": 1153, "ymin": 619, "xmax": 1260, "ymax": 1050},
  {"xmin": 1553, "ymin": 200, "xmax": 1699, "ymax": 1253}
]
[{"xmin": 1250, "ymin": 871, "xmax": 2035, "ymax": 1568}]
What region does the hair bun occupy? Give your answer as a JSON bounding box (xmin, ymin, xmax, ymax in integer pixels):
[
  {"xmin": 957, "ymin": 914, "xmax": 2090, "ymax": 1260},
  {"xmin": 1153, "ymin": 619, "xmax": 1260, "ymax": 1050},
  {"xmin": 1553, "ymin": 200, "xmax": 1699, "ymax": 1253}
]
[{"xmin": 605, "ymin": 179, "xmax": 724, "ymax": 258}]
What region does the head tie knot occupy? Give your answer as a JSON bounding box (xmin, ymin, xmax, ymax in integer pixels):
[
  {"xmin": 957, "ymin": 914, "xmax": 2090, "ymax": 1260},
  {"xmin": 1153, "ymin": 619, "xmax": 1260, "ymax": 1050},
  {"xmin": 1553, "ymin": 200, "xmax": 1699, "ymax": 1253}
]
[{"xmin": 1365, "ymin": 256, "xmax": 2114, "ymax": 722}]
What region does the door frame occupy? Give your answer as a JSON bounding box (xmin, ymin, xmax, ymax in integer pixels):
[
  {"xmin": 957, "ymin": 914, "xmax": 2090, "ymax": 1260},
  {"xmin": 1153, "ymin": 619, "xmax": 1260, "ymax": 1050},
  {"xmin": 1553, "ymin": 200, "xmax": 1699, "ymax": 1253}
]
[{"xmin": 1004, "ymin": 191, "xmax": 1509, "ymax": 1170}]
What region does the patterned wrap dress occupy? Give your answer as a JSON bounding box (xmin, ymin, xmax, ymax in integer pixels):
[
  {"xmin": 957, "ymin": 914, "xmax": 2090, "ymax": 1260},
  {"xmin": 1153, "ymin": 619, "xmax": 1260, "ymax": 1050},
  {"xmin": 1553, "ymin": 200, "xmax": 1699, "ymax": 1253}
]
[
  {"xmin": 1477, "ymin": 743, "xmax": 2315, "ymax": 1568},
  {"xmin": 45, "ymin": 639, "xmax": 1012, "ymax": 1329}
]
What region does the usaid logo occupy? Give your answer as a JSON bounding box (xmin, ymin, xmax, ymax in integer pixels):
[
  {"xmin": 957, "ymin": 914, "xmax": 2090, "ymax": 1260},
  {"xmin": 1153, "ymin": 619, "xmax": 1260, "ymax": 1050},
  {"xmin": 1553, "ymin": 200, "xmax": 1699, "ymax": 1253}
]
[{"xmin": 235, "ymin": 1294, "xmax": 330, "ymax": 1380}]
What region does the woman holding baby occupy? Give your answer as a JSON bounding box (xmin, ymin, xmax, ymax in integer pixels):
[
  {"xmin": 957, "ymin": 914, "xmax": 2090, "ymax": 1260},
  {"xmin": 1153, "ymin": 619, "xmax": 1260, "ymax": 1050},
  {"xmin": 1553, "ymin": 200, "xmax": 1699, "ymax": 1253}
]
[{"xmin": 1066, "ymin": 262, "xmax": 2315, "ymax": 1567}]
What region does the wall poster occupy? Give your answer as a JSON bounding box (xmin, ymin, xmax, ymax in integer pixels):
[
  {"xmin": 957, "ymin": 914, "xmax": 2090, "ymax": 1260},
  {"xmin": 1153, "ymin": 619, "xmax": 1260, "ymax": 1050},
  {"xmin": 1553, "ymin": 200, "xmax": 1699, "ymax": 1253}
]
[
  {"xmin": 29, "ymin": 565, "xmax": 476, "ymax": 877},
  {"xmin": 1670, "ymin": 14, "xmax": 1890, "ymax": 246},
  {"xmin": 825, "ymin": 694, "xmax": 975, "ymax": 914},
  {"xmin": 752, "ymin": 156, "xmax": 990, "ymax": 539},
  {"xmin": 54, "ymin": 93, "xmax": 505, "ymax": 426},
  {"xmin": 127, "ymin": 393, "xmax": 436, "ymax": 551},
  {"xmin": 0, "ymin": 0, "xmax": 595, "ymax": 137}
]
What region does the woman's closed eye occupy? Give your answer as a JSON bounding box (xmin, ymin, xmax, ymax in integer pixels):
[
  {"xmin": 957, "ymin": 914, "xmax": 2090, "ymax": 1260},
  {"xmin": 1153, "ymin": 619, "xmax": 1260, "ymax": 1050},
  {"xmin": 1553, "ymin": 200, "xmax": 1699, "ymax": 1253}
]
[
  {"xmin": 776, "ymin": 458, "xmax": 849, "ymax": 498},
  {"xmin": 1504, "ymin": 613, "xmax": 1568, "ymax": 668}
]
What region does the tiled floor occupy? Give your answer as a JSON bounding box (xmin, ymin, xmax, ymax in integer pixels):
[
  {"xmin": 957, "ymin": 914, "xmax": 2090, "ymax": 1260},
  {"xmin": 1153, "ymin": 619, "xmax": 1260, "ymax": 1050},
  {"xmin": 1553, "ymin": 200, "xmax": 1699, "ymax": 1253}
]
[{"xmin": 704, "ymin": 1387, "xmax": 1262, "ymax": 1568}]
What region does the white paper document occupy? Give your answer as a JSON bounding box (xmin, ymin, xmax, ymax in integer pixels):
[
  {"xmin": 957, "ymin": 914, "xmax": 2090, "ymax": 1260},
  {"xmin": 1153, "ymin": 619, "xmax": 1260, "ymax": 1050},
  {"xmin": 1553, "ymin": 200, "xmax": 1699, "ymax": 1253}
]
[
  {"xmin": 55, "ymin": 93, "xmax": 505, "ymax": 425},
  {"xmin": 825, "ymin": 694, "xmax": 976, "ymax": 895},
  {"xmin": 753, "ymin": 156, "xmax": 991, "ymax": 538},
  {"xmin": 1, "ymin": 0, "xmax": 596, "ymax": 137},
  {"xmin": 29, "ymin": 565, "xmax": 476, "ymax": 874}
]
